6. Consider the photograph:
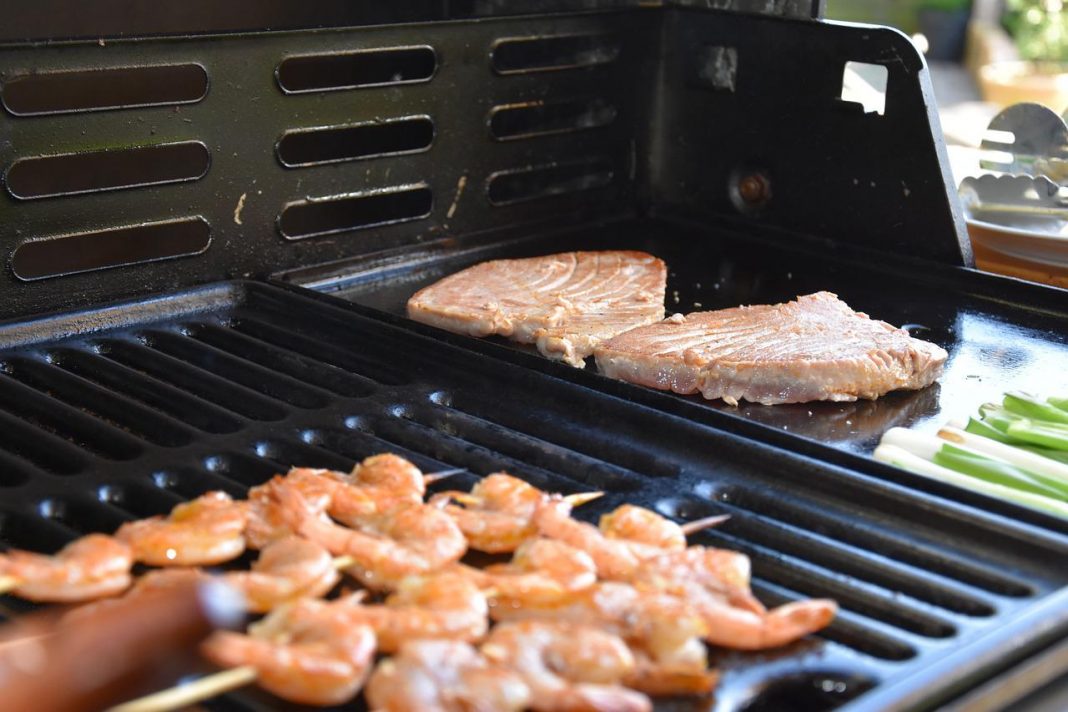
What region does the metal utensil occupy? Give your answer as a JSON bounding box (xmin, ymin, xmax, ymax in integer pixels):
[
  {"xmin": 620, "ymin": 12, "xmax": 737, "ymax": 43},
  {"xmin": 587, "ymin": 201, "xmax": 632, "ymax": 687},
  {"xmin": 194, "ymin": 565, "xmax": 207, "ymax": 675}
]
[
  {"xmin": 979, "ymin": 103, "xmax": 1068, "ymax": 182},
  {"xmin": 959, "ymin": 174, "xmax": 1068, "ymax": 229}
]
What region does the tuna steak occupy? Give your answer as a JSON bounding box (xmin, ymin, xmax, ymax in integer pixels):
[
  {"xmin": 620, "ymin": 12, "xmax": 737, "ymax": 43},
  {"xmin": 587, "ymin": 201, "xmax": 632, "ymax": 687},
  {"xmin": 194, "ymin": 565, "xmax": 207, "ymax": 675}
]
[
  {"xmin": 407, "ymin": 251, "xmax": 667, "ymax": 367},
  {"xmin": 594, "ymin": 292, "xmax": 947, "ymax": 405}
]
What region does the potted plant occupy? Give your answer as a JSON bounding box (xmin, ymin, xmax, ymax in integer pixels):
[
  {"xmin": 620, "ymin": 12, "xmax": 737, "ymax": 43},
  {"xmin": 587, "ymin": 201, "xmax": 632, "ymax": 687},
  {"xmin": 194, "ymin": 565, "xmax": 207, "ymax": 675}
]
[{"xmin": 977, "ymin": 0, "xmax": 1068, "ymax": 112}]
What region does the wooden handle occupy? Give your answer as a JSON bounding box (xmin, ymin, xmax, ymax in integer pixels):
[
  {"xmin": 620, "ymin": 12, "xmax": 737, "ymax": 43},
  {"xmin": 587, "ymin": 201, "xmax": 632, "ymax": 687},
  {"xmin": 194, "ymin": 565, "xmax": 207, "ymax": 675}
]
[{"xmin": 0, "ymin": 579, "xmax": 244, "ymax": 712}]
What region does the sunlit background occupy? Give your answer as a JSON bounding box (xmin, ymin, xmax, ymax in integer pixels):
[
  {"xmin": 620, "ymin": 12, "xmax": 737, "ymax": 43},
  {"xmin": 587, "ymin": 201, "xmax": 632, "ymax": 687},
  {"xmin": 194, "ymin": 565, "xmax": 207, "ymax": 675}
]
[
  {"xmin": 824, "ymin": 0, "xmax": 1068, "ymax": 288},
  {"xmin": 826, "ymin": 0, "xmax": 1068, "ymax": 151}
]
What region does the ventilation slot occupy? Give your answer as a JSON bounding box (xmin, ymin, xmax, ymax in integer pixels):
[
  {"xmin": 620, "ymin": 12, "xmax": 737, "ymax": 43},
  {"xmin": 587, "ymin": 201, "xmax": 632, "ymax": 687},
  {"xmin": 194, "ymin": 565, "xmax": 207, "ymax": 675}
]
[
  {"xmin": 487, "ymin": 159, "xmax": 613, "ymax": 206},
  {"xmin": 279, "ymin": 184, "xmax": 432, "ymax": 240},
  {"xmin": 278, "ymin": 117, "xmax": 434, "ymax": 168},
  {"xmin": 490, "ymin": 99, "xmax": 617, "ymax": 140},
  {"xmin": 6, "ymin": 142, "xmax": 210, "ymax": 200},
  {"xmin": 492, "ymin": 34, "xmax": 620, "ymax": 74},
  {"xmin": 277, "ymin": 47, "xmax": 436, "ymax": 94},
  {"xmin": 12, "ymin": 217, "xmax": 211, "ymax": 281},
  {"xmin": 2, "ymin": 64, "xmax": 208, "ymax": 116}
]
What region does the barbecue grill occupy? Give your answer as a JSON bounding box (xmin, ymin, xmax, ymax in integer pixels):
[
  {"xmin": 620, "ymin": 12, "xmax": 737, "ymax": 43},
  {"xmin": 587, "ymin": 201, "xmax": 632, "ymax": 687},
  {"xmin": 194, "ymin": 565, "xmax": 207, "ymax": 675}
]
[{"xmin": 0, "ymin": 2, "xmax": 1066, "ymax": 710}]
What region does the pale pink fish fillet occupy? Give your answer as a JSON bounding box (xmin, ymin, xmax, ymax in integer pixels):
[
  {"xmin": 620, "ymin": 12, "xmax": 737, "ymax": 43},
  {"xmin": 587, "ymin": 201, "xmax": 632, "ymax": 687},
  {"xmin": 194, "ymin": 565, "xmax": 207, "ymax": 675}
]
[
  {"xmin": 594, "ymin": 292, "xmax": 947, "ymax": 405},
  {"xmin": 407, "ymin": 251, "xmax": 667, "ymax": 367}
]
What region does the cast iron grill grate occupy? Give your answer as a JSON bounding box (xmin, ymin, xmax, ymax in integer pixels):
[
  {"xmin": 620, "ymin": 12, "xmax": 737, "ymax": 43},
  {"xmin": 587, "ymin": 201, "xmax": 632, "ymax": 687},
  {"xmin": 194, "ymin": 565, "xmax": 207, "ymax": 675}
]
[{"xmin": 0, "ymin": 281, "xmax": 1064, "ymax": 711}]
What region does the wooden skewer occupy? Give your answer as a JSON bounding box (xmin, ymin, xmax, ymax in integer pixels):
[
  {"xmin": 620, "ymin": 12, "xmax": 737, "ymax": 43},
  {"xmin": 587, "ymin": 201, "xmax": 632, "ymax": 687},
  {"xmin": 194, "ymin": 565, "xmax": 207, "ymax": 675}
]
[
  {"xmin": 450, "ymin": 490, "xmax": 604, "ymax": 508},
  {"xmin": 563, "ymin": 491, "xmax": 605, "ymax": 508},
  {"xmin": 106, "ymin": 665, "xmax": 258, "ymax": 712},
  {"xmin": 421, "ymin": 468, "xmax": 468, "ymax": 485},
  {"xmin": 105, "ymin": 553, "xmax": 361, "ymax": 712},
  {"xmin": 0, "ymin": 575, "xmax": 20, "ymax": 596},
  {"xmin": 331, "ymin": 555, "xmax": 356, "ymax": 570},
  {"xmin": 679, "ymin": 514, "xmax": 731, "ymax": 536}
]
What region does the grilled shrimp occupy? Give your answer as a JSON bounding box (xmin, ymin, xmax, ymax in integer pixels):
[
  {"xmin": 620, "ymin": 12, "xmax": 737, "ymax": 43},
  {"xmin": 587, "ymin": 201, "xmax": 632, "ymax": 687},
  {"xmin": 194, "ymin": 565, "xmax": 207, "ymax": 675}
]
[
  {"xmin": 625, "ymin": 647, "xmax": 719, "ymax": 698},
  {"xmin": 336, "ymin": 573, "xmax": 489, "ymax": 653},
  {"xmin": 599, "ymin": 505, "xmax": 726, "ymax": 556},
  {"xmin": 624, "ymin": 538, "xmax": 835, "ymax": 650},
  {"xmin": 490, "ymin": 582, "xmax": 707, "ymax": 670},
  {"xmin": 346, "ymin": 453, "xmax": 429, "ymax": 502},
  {"xmin": 599, "ymin": 505, "xmax": 687, "ymax": 555},
  {"xmin": 246, "ymin": 471, "xmax": 369, "ymax": 549},
  {"xmin": 535, "ymin": 496, "xmax": 643, "ymax": 579},
  {"xmin": 481, "ymin": 621, "xmax": 652, "ymax": 712},
  {"xmin": 224, "ymin": 537, "xmax": 339, "ymax": 613},
  {"xmin": 430, "ymin": 473, "xmax": 547, "ymax": 553},
  {"xmin": 0, "ymin": 534, "xmax": 133, "ymax": 603},
  {"xmin": 458, "ymin": 538, "xmax": 596, "ymax": 605},
  {"xmin": 366, "ymin": 640, "xmax": 531, "ymax": 712},
  {"xmin": 277, "ymin": 484, "xmax": 466, "ymax": 590},
  {"xmin": 202, "ymin": 598, "xmax": 377, "ymax": 707},
  {"xmin": 115, "ymin": 491, "xmax": 248, "ymax": 566},
  {"xmin": 684, "ymin": 592, "xmax": 837, "ymax": 651},
  {"xmin": 537, "ymin": 499, "xmax": 727, "ymax": 581},
  {"xmin": 280, "ymin": 463, "xmax": 439, "ymax": 530},
  {"xmin": 635, "ymin": 546, "xmax": 764, "ymax": 614}
]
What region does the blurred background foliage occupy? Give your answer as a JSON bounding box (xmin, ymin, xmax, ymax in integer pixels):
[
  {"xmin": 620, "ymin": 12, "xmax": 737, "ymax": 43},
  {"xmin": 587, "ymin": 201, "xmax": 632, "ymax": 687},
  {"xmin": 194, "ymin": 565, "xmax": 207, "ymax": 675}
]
[{"xmin": 1003, "ymin": 0, "xmax": 1068, "ymax": 62}]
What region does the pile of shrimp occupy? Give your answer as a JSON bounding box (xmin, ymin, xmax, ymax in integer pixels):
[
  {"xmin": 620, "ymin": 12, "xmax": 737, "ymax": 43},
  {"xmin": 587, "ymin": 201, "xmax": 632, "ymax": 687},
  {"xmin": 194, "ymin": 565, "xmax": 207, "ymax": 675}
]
[{"xmin": 0, "ymin": 454, "xmax": 838, "ymax": 711}]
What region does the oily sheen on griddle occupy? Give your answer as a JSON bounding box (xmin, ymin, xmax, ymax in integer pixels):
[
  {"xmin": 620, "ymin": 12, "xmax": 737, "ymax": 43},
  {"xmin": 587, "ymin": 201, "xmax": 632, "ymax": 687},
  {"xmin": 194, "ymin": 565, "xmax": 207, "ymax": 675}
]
[
  {"xmin": 407, "ymin": 251, "xmax": 667, "ymax": 367},
  {"xmin": 594, "ymin": 292, "xmax": 948, "ymax": 405}
]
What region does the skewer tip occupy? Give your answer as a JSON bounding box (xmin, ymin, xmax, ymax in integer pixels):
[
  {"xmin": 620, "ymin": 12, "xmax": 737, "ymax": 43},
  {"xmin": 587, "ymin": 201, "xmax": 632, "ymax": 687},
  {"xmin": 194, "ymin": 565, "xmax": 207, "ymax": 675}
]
[
  {"xmin": 679, "ymin": 514, "xmax": 731, "ymax": 535},
  {"xmin": 0, "ymin": 576, "xmax": 20, "ymax": 595},
  {"xmin": 450, "ymin": 493, "xmax": 484, "ymax": 507},
  {"xmin": 422, "ymin": 468, "xmax": 468, "ymax": 485},
  {"xmin": 563, "ymin": 491, "xmax": 604, "ymax": 508},
  {"xmin": 332, "ymin": 555, "xmax": 357, "ymax": 570}
]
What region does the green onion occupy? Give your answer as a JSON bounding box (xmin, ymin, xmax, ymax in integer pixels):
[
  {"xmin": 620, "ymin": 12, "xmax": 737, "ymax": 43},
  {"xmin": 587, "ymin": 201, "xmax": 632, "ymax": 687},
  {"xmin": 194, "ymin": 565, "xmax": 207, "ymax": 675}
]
[
  {"xmin": 873, "ymin": 444, "xmax": 1068, "ymax": 518},
  {"xmin": 1020, "ymin": 446, "xmax": 1068, "ymax": 465},
  {"xmin": 1006, "ymin": 419, "xmax": 1068, "ymax": 451},
  {"xmin": 978, "ymin": 405, "xmax": 1026, "ymax": 434},
  {"xmin": 964, "ymin": 417, "xmax": 1017, "ymax": 444},
  {"xmin": 933, "ymin": 446, "xmax": 1068, "ymax": 500},
  {"xmin": 938, "ymin": 425, "xmax": 1068, "ymax": 489},
  {"xmin": 1047, "ymin": 397, "xmax": 1068, "ymax": 414},
  {"xmin": 1003, "ymin": 392, "xmax": 1068, "ymax": 425}
]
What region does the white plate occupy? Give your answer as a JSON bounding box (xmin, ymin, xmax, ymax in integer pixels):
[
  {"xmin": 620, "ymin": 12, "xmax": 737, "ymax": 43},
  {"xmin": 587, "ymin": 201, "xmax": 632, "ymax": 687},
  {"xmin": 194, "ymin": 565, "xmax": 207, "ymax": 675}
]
[{"xmin": 966, "ymin": 217, "xmax": 1068, "ymax": 268}]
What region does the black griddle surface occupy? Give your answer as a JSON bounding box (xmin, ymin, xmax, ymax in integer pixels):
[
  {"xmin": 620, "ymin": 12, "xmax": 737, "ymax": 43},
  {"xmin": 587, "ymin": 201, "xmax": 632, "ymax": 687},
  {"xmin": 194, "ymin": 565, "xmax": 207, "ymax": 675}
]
[
  {"xmin": 320, "ymin": 216, "xmax": 1068, "ymax": 464},
  {"xmin": 0, "ymin": 280, "xmax": 1065, "ymax": 711}
]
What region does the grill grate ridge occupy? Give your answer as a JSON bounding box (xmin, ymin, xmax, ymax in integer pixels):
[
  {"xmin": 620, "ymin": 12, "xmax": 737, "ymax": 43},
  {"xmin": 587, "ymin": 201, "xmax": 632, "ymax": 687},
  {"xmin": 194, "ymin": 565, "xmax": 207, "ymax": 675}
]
[
  {"xmin": 404, "ymin": 402, "xmax": 646, "ymax": 492},
  {"xmin": 0, "ymin": 408, "xmax": 91, "ymax": 475},
  {"xmin": 356, "ymin": 414, "xmax": 604, "ymax": 495},
  {"xmin": 97, "ymin": 339, "xmax": 290, "ymax": 421},
  {"xmin": 2, "ymin": 356, "xmax": 198, "ymax": 447},
  {"xmin": 183, "ymin": 320, "xmax": 378, "ymax": 398},
  {"xmin": 229, "ymin": 314, "xmax": 407, "ymax": 386},
  {"xmin": 47, "ymin": 348, "xmax": 246, "ymax": 434},
  {"xmin": 0, "ymin": 373, "xmax": 144, "ymax": 460},
  {"xmin": 718, "ymin": 487, "xmax": 1034, "ymax": 598},
  {"xmin": 140, "ymin": 329, "xmax": 333, "ymax": 409},
  {"xmin": 667, "ymin": 496, "xmax": 1001, "ymax": 616}
]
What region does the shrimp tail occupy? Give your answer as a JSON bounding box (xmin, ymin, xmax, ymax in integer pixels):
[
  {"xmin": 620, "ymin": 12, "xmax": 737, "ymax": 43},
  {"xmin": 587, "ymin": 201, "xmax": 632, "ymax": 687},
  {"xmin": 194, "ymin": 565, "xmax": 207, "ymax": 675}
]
[{"xmin": 700, "ymin": 598, "xmax": 838, "ymax": 650}]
